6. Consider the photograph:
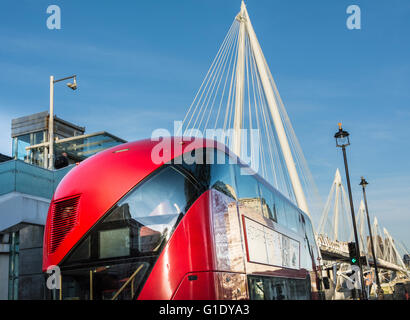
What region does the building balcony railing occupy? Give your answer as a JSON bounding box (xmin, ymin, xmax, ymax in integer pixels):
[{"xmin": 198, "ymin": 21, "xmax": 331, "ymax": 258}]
[
  {"xmin": 24, "ymin": 131, "xmax": 126, "ymax": 167},
  {"xmin": 0, "ymin": 159, "xmax": 73, "ymax": 199}
]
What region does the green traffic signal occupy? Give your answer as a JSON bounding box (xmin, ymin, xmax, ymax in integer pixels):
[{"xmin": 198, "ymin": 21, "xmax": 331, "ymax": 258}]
[{"xmin": 348, "ymin": 242, "xmax": 358, "ymax": 265}]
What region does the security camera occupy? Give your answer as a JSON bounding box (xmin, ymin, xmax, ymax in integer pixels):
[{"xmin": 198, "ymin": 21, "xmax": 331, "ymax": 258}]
[{"xmin": 67, "ymin": 78, "xmax": 77, "ymax": 90}]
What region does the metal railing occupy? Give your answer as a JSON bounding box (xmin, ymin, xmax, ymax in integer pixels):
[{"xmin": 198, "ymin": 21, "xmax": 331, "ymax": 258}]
[{"xmin": 111, "ymin": 265, "xmax": 144, "ymax": 300}]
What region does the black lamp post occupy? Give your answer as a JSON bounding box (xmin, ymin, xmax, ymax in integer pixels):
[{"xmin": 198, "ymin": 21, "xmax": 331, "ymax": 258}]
[
  {"xmin": 359, "ymin": 177, "xmax": 383, "ymax": 298},
  {"xmin": 334, "ymin": 123, "xmax": 367, "ymax": 300}
]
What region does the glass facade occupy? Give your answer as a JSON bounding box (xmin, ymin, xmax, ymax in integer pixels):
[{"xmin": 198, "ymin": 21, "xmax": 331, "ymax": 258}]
[
  {"xmin": 12, "ymin": 131, "xmax": 46, "ymax": 165},
  {"xmin": 54, "ymin": 132, "xmax": 125, "ymax": 162},
  {"xmin": 13, "ymin": 134, "xmax": 30, "ymax": 161},
  {"xmin": 13, "ymin": 129, "xmax": 125, "ymax": 169}
]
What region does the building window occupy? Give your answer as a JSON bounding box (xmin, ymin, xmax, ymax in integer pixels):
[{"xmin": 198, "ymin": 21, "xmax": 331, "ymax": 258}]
[
  {"xmin": 8, "ymin": 232, "xmax": 19, "ymax": 300},
  {"xmin": 13, "ymin": 131, "xmax": 46, "ymax": 165},
  {"xmin": 14, "ymin": 134, "xmax": 30, "ymax": 161}
]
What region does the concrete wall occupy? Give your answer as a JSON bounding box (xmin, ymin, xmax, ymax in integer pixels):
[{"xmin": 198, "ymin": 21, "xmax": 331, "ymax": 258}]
[
  {"xmin": 0, "ymin": 161, "xmax": 73, "ymax": 299},
  {"xmin": 18, "ymin": 225, "xmax": 46, "ymax": 300},
  {"xmin": 0, "ymin": 192, "xmax": 50, "ymax": 233},
  {"xmin": 0, "ymin": 233, "xmax": 10, "ymax": 300},
  {"xmin": 0, "ymin": 252, "xmax": 9, "ymax": 299}
]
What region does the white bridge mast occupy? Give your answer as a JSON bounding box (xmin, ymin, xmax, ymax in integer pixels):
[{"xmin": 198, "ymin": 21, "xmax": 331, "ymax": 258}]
[
  {"xmin": 232, "ymin": 1, "xmax": 310, "ymax": 216},
  {"xmin": 233, "ymin": 2, "xmax": 246, "ymax": 156}
]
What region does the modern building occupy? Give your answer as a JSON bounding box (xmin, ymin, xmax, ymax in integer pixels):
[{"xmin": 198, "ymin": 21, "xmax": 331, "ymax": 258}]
[
  {"xmin": 0, "ymin": 112, "xmax": 126, "ymax": 299},
  {"xmin": 12, "ymin": 111, "xmax": 125, "ymax": 168},
  {"xmin": 0, "ymin": 162, "xmax": 73, "ymax": 299}
]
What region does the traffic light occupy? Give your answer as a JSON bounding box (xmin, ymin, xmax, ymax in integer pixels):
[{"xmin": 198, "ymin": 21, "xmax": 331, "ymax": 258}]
[{"xmin": 348, "ymin": 242, "xmax": 358, "ymax": 265}]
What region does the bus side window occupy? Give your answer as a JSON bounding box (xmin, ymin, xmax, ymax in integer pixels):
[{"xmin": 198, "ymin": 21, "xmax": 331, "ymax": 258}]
[
  {"xmin": 258, "ymin": 182, "xmax": 277, "ymax": 222},
  {"xmin": 297, "ymin": 212, "xmax": 306, "ymax": 236},
  {"xmin": 286, "ymin": 206, "xmax": 299, "ymax": 234},
  {"xmin": 305, "ymin": 218, "xmax": 318, "ymax": 264},
  {"xmin": 274, "ymin": 193, "xmax": 288, "ymax": 228},
  {"xmin": 234, "ymin": 165, "xmax": 264, "ymax": 218},
  {"xmin": 248, "ymin": 275, "xmax": 310, "ymax": 300},
  {"xmin": 305, "ymin": 219, "xmax": 315, "ymax": 246},
  {"xmin": 209, "ymin": 150, "xmax": 237, "ymax": 199}
]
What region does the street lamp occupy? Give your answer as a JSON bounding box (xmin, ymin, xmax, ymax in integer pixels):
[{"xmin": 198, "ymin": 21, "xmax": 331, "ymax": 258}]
[
  {"xmin": 334, "ymin": 123, "xmax": 367, "ymax": 300},
  {"xmin": 359, "ymin": 177, "xmax": 383, "ymax": 298},
  {"xmin": 49, "ymin": 75, "xmax": 77, "ymax": 169}
]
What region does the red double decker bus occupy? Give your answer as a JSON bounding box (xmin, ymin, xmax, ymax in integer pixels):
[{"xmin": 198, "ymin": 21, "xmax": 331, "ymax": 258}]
[{"xmin": 43, "ymin": 137, "xmax": 323, "ymax": 300}]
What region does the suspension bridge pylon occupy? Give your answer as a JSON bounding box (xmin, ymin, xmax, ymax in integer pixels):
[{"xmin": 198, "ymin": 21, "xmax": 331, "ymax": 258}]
[{"xmin": 182, "ymin": 1, "xmax": 320, "ymax": 218}]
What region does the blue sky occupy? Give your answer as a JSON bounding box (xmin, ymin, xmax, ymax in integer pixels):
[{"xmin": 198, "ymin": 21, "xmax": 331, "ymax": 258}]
[{"xmin": 0, "ymin": 0, "xmax": 409, "ymax": 250}]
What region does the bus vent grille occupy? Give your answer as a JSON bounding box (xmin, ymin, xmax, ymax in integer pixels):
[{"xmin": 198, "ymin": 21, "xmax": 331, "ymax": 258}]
[{"xmin": 49, "ymin": 196, "xmax": 80, "ymax": 254}]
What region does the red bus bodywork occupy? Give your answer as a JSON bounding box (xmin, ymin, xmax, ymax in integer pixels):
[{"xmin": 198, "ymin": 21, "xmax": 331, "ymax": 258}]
[{"xmin": 43, "ymin": 137, "xmax": 322, "ymax": 300}]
